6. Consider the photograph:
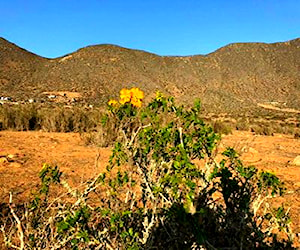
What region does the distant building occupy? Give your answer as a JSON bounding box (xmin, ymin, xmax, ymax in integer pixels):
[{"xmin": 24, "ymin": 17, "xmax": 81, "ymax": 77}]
[{"xmin": 0, "ymin": 96, "xmax": 12, "ymax": 101}]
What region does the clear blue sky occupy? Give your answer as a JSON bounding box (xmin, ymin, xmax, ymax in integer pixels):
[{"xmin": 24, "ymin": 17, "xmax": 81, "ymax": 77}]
[{"xmin": 1, "ymin": 0, "xmax": 299, "ymax": 58}]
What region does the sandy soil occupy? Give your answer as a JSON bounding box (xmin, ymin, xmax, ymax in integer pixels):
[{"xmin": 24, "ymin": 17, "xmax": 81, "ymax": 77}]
[
  {"xmin": 220, "ymin": 132, "xmax": 300, "ymax": 236},
  {"xmin": 0, "ymin": 131, "xmax": 111, "ymax": 204},
  {"xmin": 0, "ymin": 130, "xmax": 299, "ymax": 243}
]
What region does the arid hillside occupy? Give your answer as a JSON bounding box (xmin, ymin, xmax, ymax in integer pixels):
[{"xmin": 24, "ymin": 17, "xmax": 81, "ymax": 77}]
[{"xmin": 0, "ymin": 37, "xmax": 300, "ymax": 112}]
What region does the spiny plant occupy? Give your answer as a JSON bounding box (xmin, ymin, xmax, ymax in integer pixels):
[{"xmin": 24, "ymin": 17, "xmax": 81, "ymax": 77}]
[{"xmin": 2, "ymin": 88, "xmax": 295, "ymax": 249}]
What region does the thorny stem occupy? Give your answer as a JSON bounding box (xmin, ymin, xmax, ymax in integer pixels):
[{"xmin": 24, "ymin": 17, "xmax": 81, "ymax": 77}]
[
  {"xmin": 9, "ymin": 192, "xmax": 24, "ymax": 250},
  {"xmin": 1, "ymin": 225, "xmax": 20, "ymax": 249},
  {"xmin": 122, "ymin": 123, "xmax": 151, "ymax": 148},
  {"xmin": 179, "ymin": 127, "xmax": 184, "ymax": 148},
  {"xmin": 140, "ymin": 213, "xmax": 157, "ymax": 244},
  {"xmin": 253, "ymin": 194, "xmax": 270, "ymax": 217},
  {"xmin": 135, "ymin": 162, "xmax": 155, "ymax": 201}
]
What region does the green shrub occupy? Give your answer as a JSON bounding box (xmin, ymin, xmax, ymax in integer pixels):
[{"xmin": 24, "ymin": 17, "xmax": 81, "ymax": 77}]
[{"xmin": 2, "ymin": 91, "xmax": 295, "ymax": 249}]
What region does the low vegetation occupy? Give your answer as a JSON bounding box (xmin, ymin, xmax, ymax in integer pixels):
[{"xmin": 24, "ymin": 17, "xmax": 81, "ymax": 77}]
[
  {"xmin": 1, "ymin": 89, "xmax": 296, "ymax": 249},
  {"xmin": 0, "ymin": 102, "xmax": 299, "ymax": 140},
  {"xmin": 0, "ymin": 104, "xmax": 102, "ymax": 132}
]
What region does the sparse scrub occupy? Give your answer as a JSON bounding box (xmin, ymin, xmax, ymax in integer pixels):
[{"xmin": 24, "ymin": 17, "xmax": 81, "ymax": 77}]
[
  {"xmin": 236, "ymin": 118, "xmax": 250, "ymax": 131},
  {"xmin": 212, "ymin": 120, "xmax": 232, "ymax": 135},
  {"xmin": 0, "ymin": 104, "xmax": 40, "ymax": 131},
  {"xmin": 251, "ymin": 124, "xmax": 274, "ymax": 136},
  {"xmin": 294, "ymin": 131, "xmax": 300, "ymax": 139},
  {"xmin": 1, "ymin": 90, "xmax": 295, "ymax": 249},
  {"xmin": 281, "ymin": 125, "xmax": 297, "ymax": 135},
  {"xmin": 0, "ymin": 104, "xmax": 101, "ymax": 132},
  {"xmin": 80, "ymin": 126, "xmax": 114, "ymax": 147}
]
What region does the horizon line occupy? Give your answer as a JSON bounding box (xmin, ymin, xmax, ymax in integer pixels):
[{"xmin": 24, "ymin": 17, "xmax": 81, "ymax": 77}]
[{"xmin": 1, "ymin": 36, "xmax": 299, "ymax": 60}]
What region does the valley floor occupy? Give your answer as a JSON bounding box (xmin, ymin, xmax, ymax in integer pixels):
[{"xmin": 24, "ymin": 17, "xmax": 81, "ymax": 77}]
[{"xmin": 0, "ymin": 130, "xmax": 299, "ymax": 244}]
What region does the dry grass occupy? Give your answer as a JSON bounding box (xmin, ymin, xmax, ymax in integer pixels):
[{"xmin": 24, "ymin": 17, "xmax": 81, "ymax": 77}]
[{"xmin": 0, "ymin": 104, "xmax": 102, "ymax": 133}]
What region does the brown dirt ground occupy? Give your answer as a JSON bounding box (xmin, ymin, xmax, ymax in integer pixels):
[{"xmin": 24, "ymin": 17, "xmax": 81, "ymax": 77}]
[
  {"xmin": 0, "ymin": 130, "xmax": 299, "ymax": 245},
  {"xmin": 220, "ymin": 132, "xmax": 300, "ymax": 235}
]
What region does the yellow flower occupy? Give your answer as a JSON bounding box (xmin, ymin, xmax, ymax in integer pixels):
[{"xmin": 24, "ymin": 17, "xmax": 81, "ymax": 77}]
[
  {"xmin": 119, "ymin": 88, "xmax": 131, "ymax": 104},
  {"xmin": 131, "ymin": 97, "xmax": 142, "ymax": 107},
  {"xmin": 155, "ymin": 91, "xmax": 164, "ymax": 101},
  {"xmin": 119, "ymin": 87, "xmax": 144, "ymax": 107},
  {"xmin": 108, "ymin": 99, "xmax": 118, "ymax": 106},
  {"xmin": 130, "ymin": 87, "xmax": 144, "ymax": 100}
]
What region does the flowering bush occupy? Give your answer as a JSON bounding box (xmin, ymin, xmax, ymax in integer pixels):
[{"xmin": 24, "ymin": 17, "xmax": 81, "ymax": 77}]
[
  {"xmin": 2, "ymin": 89, "xmax": 296, "ymax": 249},
  {"xmin": 109, "ymin": 87, "xmax": 144, "ymax": 107}
]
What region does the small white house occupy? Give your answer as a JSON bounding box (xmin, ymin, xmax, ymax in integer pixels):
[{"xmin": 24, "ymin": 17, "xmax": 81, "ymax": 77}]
[
  {"xmin": 0, "ymin": 96, "xmax": 12, "ymax": 101},
  {"xmin": 47, "ymin": 95, "xmax": 56, "ymax": 99}
]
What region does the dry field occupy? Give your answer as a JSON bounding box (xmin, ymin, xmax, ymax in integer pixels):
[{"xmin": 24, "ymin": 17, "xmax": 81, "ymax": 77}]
[{"xmin": 0, "ymin": 130, "xmax": 299, "ymax": 245}]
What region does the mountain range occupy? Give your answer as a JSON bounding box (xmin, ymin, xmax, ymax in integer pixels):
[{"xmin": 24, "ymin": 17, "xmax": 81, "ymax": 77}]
[{"xmin": 0, "ymin": 37, "xmax": 299, "ymax": 113}]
